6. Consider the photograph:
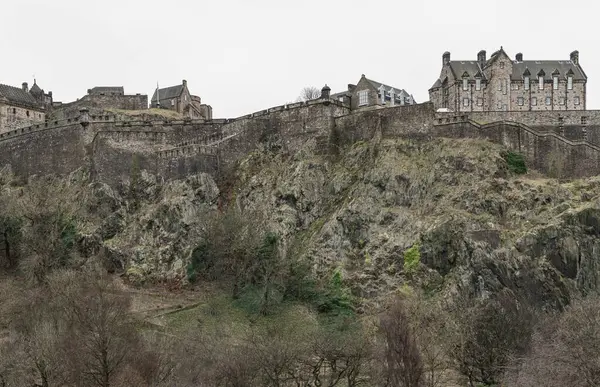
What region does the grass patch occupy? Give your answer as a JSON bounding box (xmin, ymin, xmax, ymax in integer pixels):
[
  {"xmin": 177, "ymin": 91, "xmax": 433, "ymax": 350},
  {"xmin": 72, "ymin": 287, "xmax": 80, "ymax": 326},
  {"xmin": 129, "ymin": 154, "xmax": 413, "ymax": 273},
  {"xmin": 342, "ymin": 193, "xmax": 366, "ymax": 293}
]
[
  {"xmin": 403, "ymin": 243, "xmax": 421, "ymax": 274},
  {"xmin": 502, "ymin": 151, "xmax": 527, "ymax": 175}
]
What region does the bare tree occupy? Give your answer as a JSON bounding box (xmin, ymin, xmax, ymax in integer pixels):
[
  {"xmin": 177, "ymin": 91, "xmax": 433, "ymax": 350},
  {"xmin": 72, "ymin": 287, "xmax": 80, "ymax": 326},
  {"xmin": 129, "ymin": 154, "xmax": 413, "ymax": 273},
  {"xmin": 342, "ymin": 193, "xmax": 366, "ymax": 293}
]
[
  {"xmin": 296, "ymin": 86, "xmax": 321, "ymax": 102},
  {"xmin": 507, "ymin": 295, "xmax": 600, "ymax": 387},
  {"xmin": 16, "ymin": 177, "xmax": 87, "ymax": 283},
  {"xmin": 379, "ymin": 296, "xmax": 424, "ymax": 387},
  {"xmin": 448, "ymin": 290, "xmax": 534, "ymax": 387}
]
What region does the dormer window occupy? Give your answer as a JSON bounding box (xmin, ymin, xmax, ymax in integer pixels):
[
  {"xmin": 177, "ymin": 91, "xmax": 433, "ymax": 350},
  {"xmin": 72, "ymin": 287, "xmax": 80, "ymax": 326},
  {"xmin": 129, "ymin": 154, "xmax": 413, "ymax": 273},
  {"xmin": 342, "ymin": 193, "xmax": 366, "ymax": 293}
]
[
  {"xmin": 475, "ymin": 78, "xmax": 481, "ymax": 91},
  {"xmin": 553, "ymin": 75, "xmax": 559, "ymax": 90},
  {"xmin": 462, "ymin": 79, "xmax": 468, "ymax": 91},
  {"xmin": 539, "ymin": 76, "xmax": 544, "ymax": 90},
  {"xmin": 524, "ymin": 76, "xmax": 530, "ymax": 90},
  {"xmin": 568, "ymin": 76, "xmax": 573, "ymax": 90},
  {"xmin": 358, "ymin": 90, "xmax": 369, "ymax": 106}
]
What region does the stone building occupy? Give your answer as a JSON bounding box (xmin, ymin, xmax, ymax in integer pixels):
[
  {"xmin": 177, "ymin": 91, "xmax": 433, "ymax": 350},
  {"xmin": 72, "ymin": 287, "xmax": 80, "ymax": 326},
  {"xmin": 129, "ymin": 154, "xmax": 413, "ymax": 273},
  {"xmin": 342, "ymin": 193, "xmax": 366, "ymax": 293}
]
[
  {"xmin": 87, "ymin": 86, "xmax": 125, "ymax": 96},
  {"xmin": 0, "ymin": 80, "xmax": 51, "ymax": 133},
  {"xmin": 429, "ymin": 48, "xmax": 587, "ymax": 112},
  {"xmin": 150, "ymin": 80, "xmax": 212, "ymax": 120},
  {"xmin": 331, "ymin": 74, "xmax": 416, "ymax": 110}
]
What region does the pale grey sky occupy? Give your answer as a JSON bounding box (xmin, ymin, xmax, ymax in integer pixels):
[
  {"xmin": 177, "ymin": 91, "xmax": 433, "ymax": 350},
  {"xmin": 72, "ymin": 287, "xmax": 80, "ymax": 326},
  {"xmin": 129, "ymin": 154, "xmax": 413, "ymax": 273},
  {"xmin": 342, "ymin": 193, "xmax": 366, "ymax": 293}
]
[{"xmin": 2, "ymin": 0, "xmax": 599, "ymax": 117}]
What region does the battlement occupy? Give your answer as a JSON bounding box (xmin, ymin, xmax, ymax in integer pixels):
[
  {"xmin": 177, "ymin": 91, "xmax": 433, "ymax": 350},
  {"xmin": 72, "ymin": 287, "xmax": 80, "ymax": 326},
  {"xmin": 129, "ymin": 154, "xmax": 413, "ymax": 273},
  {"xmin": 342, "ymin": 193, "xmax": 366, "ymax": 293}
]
[{"xmin": 2, "ymin": 96, "xmax": 600, "ymax": 184}]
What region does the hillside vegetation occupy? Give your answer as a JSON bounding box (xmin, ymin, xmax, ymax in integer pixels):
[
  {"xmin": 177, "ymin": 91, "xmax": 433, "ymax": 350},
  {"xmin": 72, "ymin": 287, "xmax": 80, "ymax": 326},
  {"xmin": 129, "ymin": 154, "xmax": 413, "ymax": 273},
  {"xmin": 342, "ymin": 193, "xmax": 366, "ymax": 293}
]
[{"xmin": 2, "ymin": 133, "xmax": 600, "ymax": 386}]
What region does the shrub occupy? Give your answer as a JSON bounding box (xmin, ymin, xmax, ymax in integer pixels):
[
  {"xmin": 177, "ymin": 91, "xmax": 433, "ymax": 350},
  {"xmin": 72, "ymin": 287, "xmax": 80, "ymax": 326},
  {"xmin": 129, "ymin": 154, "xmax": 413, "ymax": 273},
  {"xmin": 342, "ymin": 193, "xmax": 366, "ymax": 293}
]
[
  {"xmin": 502, "ymin": 151, "xmax": 527, "ymax": 174},
  {"xmin": 403, "ymin": 243, "xmax": 421, "ymax": 274}
]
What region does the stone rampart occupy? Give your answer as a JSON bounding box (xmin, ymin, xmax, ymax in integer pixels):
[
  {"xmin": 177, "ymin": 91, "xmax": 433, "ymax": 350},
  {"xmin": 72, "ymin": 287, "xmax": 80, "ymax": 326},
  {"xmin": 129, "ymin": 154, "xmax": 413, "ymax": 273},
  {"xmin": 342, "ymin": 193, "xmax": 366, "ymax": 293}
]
[
  {"xmin": 2, "ymin": 96, "xmax": 600, "ymax": 183},
  {"xmin": 49, "ymin": 93, "xmax": 148, "ymax": 120}
]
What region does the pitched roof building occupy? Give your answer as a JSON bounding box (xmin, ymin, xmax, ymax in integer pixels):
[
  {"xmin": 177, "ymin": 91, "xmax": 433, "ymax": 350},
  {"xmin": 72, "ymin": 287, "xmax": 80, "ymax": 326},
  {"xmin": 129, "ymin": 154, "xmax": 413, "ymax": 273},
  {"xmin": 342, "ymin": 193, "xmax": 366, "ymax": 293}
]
[
  {"xmin": 151, "ymin": 80, "xmax": 212, "ymax": 120},
  {"xmin": 0, "ymin": 80, "xmax": 51, "ymax": 133},
  {"xmin": 331, "ymin": 74, "xmax": 416, "ymax": 110},
  {"xmin": 429, "ymin": 47, "xmax": 586, "ymax": 112}
]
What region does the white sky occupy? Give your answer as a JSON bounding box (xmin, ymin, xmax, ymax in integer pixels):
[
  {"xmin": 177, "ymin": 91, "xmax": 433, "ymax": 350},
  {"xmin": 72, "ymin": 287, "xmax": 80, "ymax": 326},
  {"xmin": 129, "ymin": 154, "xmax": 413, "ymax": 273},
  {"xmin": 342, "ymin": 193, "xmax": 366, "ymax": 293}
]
[{"xmin": 2, "ymin": 0, "xmax": 599, "ymax": 117}]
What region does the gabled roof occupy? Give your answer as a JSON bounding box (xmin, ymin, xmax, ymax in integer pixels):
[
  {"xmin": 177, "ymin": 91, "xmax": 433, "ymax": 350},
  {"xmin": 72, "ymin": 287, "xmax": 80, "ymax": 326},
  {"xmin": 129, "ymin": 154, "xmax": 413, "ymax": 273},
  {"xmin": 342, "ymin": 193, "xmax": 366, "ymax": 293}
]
[
  {"xmin": 90, "ymin": 86, "xmax": 124, "ymax": 94},
  {"xmin": 512, "ymin": 60, "xmax": 586, "ymax": 81},
  {"xmin": 365, "ymin": 77, "xmax": 411, "ymax": 100},
  {"xmin": 0, "ymin": 84, "xmax": 41, "ymax": 109},
  {"xmin": 447, "ymin": 61, "xmax": 487, "ymax": 80},
  {"xmin": 151, "ymin": 84, "xmax": 184, "ymax": 103},
  {"xmin": 29, "ymin": 82, "xmax": 43, "ymax": 96}
]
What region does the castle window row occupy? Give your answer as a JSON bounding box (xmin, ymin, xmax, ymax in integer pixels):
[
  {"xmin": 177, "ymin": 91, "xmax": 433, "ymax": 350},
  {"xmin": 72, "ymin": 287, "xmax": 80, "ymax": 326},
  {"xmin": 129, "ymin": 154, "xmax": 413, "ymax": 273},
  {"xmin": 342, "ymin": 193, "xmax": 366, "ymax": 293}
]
[{"xmin": 461, "ymin": 76, "xmax": 575, "ymax": 92}]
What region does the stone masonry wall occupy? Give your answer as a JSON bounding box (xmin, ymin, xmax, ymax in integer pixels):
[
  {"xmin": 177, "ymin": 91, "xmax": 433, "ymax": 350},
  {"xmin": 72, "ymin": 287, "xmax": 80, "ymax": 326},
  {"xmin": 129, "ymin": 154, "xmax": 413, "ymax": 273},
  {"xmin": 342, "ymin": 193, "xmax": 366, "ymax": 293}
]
[
  {"xmin": 50, "ymin": 93, "xmax": 148, "ymax": 120},
  {"xmin": 3, "ymin": 98, "xmax": 600, "ymax": 185}
]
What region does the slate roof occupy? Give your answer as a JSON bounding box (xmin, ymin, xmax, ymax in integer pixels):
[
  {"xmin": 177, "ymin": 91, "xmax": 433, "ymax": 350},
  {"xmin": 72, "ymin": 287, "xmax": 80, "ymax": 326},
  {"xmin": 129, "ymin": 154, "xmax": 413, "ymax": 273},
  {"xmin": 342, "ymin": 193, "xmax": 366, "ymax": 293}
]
[
  {"xmin": 151, "ymin": 85, "xmax": 184, "ymax": 104},
  {"xmin": 29, "ymin": 82, "xmax": 43, "ymax": 96},
  {"xmin": 0, "ymin": 84, "xmax": 42, "ymax": 109},
  {"xmin": 512, "ymin": 61, "xmax": 586, "ymax": 81},
  {"xmin": 448, "ymin": 61, "xmax": 487, "ymax": 80}
]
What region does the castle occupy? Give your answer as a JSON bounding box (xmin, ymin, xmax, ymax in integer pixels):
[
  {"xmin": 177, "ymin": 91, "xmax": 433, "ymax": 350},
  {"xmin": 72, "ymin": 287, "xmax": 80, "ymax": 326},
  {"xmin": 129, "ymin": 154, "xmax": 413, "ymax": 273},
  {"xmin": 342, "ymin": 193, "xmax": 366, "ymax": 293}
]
[
  {"xmin": 1, "ymin": 47, "xmax": 600, "ymax": 184},
  {"xmin": 0, "ymin": 80, "xmax": 53, "ymax": 133},
  {"xmin": 429, "ymin": 48, "xmax": 586, "ymax": 112}
]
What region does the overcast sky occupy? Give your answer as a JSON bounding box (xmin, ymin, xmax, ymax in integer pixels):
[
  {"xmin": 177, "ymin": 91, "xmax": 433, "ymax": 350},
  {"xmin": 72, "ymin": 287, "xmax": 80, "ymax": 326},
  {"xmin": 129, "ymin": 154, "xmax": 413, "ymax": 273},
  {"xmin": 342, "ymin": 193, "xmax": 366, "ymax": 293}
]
[{"xmin": 2, "ymin": 0, "xmax": 599, "ymax": 117}]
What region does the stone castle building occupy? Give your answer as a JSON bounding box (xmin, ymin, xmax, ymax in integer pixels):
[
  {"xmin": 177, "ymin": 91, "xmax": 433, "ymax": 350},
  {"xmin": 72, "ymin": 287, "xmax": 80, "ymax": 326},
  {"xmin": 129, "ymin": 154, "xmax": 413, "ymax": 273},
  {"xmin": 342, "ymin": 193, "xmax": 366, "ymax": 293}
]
[
  {"xmin": 331, "ymin": 74, "xmax": 415, "ymax": 110},
  {"xmin": 151, "ymin": 80, "xmax": 212, "ymax": 120},
  {"xmin": 0, "ymin": 80, "xmax": 52, "ymax": 133},
  {"xmin": 429, "ymin": 48, "xmax": 587, "ymax": 112}
]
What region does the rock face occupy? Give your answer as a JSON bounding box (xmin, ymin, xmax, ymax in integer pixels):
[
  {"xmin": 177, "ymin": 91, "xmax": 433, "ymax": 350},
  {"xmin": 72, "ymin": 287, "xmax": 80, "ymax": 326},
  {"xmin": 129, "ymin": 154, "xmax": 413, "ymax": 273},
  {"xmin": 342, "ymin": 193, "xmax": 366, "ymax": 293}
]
[
  {"xmin": 15, "ymin": 134, "xmax": 600, "ymax": 308},
  {"xmin": 228, "ymin": 137, "xmax": 600, "ymax": 308}
]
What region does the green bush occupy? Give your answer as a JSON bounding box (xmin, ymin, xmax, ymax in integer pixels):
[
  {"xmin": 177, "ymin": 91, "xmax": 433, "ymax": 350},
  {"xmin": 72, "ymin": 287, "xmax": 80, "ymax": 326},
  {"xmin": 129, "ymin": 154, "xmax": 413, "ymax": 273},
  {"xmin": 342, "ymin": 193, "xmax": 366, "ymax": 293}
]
[
  {"xmin": 403, "ymin": 243, "xmax": 421, "ymax": 274},
  {"xmin": 502, "ymin": 151, "xmax": 527, "ymax": 174}
]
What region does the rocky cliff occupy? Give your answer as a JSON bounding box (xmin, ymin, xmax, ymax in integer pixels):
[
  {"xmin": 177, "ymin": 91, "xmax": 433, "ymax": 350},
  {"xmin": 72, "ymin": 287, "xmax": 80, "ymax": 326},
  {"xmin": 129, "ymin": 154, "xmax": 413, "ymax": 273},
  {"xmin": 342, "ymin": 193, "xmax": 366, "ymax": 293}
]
[{"xmin": 3, "ymin": 131, "xmax": 599, "ymax": 309}]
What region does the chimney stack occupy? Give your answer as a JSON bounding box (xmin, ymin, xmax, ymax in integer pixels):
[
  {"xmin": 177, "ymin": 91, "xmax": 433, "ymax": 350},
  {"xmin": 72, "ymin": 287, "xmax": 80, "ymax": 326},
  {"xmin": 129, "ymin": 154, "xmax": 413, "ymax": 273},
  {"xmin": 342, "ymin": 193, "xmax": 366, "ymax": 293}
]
[
  {"xmin": 515, "ymin": 53, "xmax": 523, "ymax": 62},
  {"xmin": 443, "ymin": 51, "xmax": 451, "ymax": 66},
  {"xmin": 22, "ymin": 82, "xmax": 28, "ymax": 92},
  {"xmin": 477, "ymin": 50, "xmax": 487, "ymax": 67},
  {"xmin": 182, "ymin": 79, "xmax": 187, "ymax": 87},
  {"xmin": 570, "ymin": 50, "xmax": 579, "ymax": 65}
]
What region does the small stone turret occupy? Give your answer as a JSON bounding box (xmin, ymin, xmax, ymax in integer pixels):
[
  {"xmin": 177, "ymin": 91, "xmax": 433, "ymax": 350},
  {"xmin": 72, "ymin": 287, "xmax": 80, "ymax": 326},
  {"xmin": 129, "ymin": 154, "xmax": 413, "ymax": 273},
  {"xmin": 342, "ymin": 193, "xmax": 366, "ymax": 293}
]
[{"xmin": 320, "ymin": 84, "xmax": 331, "ymax": 99}]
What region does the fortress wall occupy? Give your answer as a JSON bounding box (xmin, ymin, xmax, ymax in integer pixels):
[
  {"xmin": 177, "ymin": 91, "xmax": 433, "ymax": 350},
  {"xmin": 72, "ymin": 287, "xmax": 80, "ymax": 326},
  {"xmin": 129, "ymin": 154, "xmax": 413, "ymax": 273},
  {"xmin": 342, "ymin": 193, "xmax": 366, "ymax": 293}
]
[
  {"xmin": 0, "ymin": 123, "xmax": 86, "ymax": 178},
  {"xmin": 335, "ymin": 102, "xmax": 436, "ymax": 143},
  {"xmin": 431, "ymin": 121, "xmax": 600, "ymax": 178},
  {"xmin": 49, "ymin": 94, "xmax": 148, "ymax": 120}
]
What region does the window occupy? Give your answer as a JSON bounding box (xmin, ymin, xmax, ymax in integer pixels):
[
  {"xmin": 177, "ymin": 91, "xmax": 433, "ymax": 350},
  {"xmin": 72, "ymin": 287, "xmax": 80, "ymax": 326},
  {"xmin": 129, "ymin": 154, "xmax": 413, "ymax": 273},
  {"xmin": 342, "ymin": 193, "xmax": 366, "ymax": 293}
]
[
  {"xmin": 532, "ymin": 97, "xmax": 537, "ymax": 106},
  {"xmin": 26, "ymin": 111, "xmax": 29, "ymax": 117},
  {"xmin": 338, "ymin": 97, "xmax": 344, "ymax": 102},
  {"xmin": 475, "ymin": 78, "xmax": 481, "ymax": 91},
  {"xmin": 539, "ymin": 76, "xmax": 544, "ymax": 90},
  {"xmin": 503, "ymin": 79, "xmax": 508, "ymax": 95},
  {"xmin": 517, "ymin": 97, "xmax": 524, "ymax": 106},
  {"xmin": 582, "ymin": 116, "xmax": 588, "ymax": 125},
  {"xmin": 497, "ymin": 81, "xmax": 502, "ymax": 91},
  {"xmin": 559, "ymin": 97, "xmax": 566, "ymax": 105},
  {"xmin": 524, "ymin": 77, "xmax": 530, "ymax": 90},
  {"xmin": 462, "ymin": 79, "xmax": 468, "ymax": 90},
  {"xmin": 497, "ymin": 102, "xmax": 502, "ymax": 110},
  {"xmin": 12, "ymin": 108, "xmax": 16, "ymax": 114},
  {"xmin": 567, "ymin": 76, "xmax": 573, "ymax": 90},
  {"xmin": 463, "ymin": 98, "xmax": 469, "ymax": 107},
  {"xmin": 358, "ymin": 90, "xmax": 369, "ymax": 106},
  {"xmin": 171, "ymin": 99, "xmax": 175, "ymax": 106},
  {"xmin": 574, "ymin": 96, "xmax": 580, "ymax": 105},
  {"xmin": 553, "ymin": 76, "xmax": 559, "ymax": 90},
  {"xmin": 500, "ymin": 61, "xmax": 505, "ymax": 69},
  {"xmin": 512, "ymin": 83, "xmax": 519, "ymax": 90},
  {"xmin": 477, "ymin": 97, "xmax": 483, "ymax": 106},
  {"xmin": 545, "ymin": 97, "xmax": 551, "ymax": 105}
]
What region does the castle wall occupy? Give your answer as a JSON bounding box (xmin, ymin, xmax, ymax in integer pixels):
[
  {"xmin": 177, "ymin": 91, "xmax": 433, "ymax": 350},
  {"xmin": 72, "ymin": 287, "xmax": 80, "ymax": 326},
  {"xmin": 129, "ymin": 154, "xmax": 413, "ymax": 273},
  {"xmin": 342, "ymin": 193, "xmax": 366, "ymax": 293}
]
[
  {"xmin": 50, "ymin": 94, "xmax": 148, "ymax": 120},
  {"xmin": 0, "ymin": 102, "xmax": 45, "ymax": 134},
  {"xmin": 3, "ymin": 98, "xmax": 600, "ymax": 185}
]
